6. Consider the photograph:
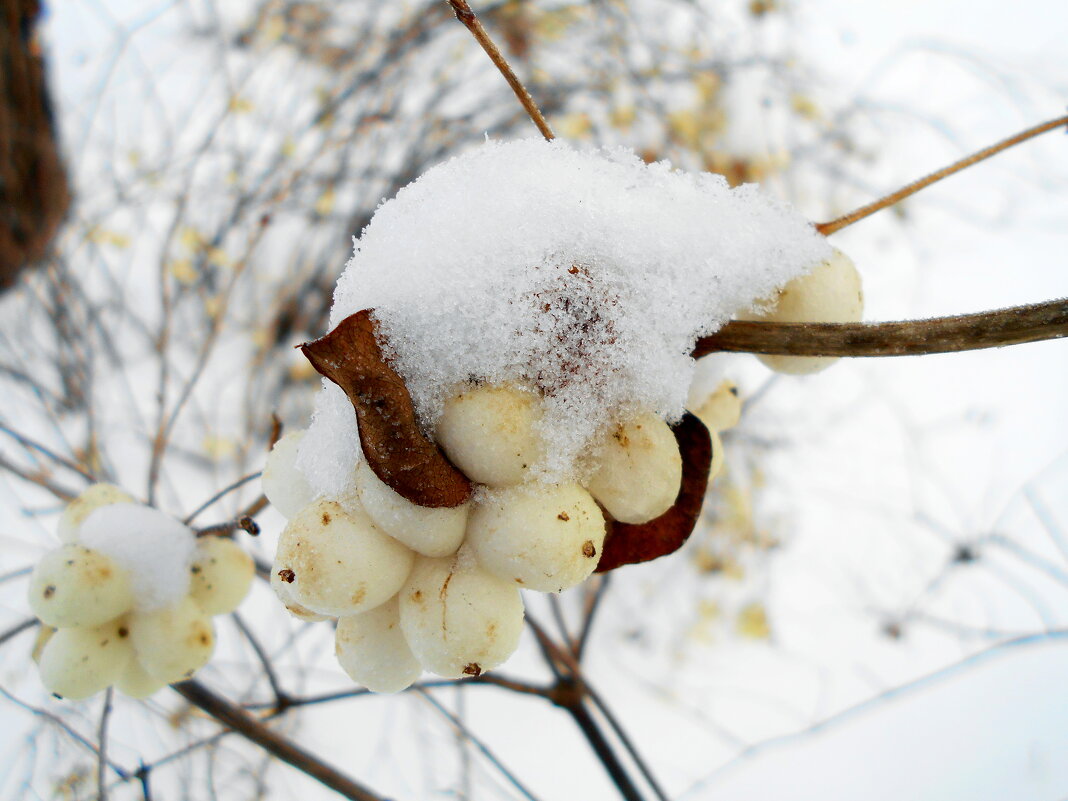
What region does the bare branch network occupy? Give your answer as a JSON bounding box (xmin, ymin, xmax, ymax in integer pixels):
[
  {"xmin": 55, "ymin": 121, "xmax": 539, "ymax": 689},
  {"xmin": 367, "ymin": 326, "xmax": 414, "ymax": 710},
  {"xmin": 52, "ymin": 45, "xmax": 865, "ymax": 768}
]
[{"xmin": 1, "ymin": 2, "xmax": 1066, "ymax": 801}]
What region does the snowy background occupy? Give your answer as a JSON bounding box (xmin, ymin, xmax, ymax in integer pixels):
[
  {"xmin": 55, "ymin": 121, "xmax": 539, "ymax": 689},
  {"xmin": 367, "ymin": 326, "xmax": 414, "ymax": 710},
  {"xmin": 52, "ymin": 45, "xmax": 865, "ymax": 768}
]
[{"xmin": 0, "ymin": 0, "xmax": 1066, "ymax": 799}]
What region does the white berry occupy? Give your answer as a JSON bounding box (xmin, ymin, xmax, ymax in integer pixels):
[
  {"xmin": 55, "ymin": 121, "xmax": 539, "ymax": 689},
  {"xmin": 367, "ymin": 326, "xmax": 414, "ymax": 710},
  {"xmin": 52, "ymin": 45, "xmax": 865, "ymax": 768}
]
[
  {"xmin": 29, "ymin": 545, "xmax": 134, "ymax": 629},
  {"xmin": 130, "ymin": 596, "xmax": 215, "ymax": 683},
  {"xmin": 435, "ymin": 383, "xmax": 545, "ymax": 487},
  {"xmin": 585, "ymin": 412, "xmax": 682, "ymax": 524},
  {"xmin": 38, "ymin": 618, "xmax": 134, "ymax": 700},
  {"xmin": 272, "ymin": 499, "xmax": 414, "ymax": 617},
  {"xmin": 740, "ymin": 248, "xmax": 863, "ymax": 375},
  {"xmin": 336, "ymin": 596, "xmax": 422, "ymax": 693},
  {"xmin": 262, "ymin": 431, "xmax": 317, "ymax": 518},
  {"xmin": 354, "ymin": 460, "xmax": 468, "ymax": 558},
  {"xmin": 399, "ymin": 555, "xmax": 524, "ymax": 679},
  {"xmin": 467, "ymin": 483, "xmax": 605, "ymax": 592},
  {"xmin": 188, "ymin": 536, "xmax": 255, "ymax": 615}
]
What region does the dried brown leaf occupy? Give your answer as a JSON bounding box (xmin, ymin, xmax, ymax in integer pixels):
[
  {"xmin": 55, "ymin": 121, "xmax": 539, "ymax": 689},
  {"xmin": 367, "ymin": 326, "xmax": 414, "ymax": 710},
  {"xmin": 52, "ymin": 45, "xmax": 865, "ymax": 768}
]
[
  {"xmin": 301, "ymin": 310, "xmax": 472, "ymax": 508},
  {"xmin": 594, "ymin": 412, "xmax": 713, "ymax": 572}
]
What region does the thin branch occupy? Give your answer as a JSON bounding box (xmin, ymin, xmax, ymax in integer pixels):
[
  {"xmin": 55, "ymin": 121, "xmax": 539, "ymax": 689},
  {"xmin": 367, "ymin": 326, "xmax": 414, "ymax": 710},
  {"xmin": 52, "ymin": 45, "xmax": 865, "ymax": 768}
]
[
  {"xmin": 548, "ymin": 594, "xmax": 576, "ymax": 655},
  {"xmin": 446, "ymin": 0, "xmax": 555, "ymax": 141},
  {"xmin": 0, "ymin": 617, "xmax": 38, "ymax": 648},
  {"xmin": 98, "ymin": 688, "xmax": 115, "ymax": 801},
  {"xmin": 135, "ymin": 762, "xmax": 152, "ymax": 801},
  {"xmin": 0, "ymin": 423, "xmax": 99, "ymax": 483},
  {"xmin": 693, "ymin": 299, "xmax": 1068, "ymax": 359},
  {"xmin": 0, "ymin": 565, "xmax": 33, "ymax": 585},
  {"xmin": 686, "ymin": 629, "xmax": 1068, "ymax": 795},
  {"xmin": 171, "ymin": 680, "xmax": 386, "ymax": 801},
  {"xmin": 183, "ymin": 471, "xmax": 263, "ymax": 525},
  {"xmin": 415, "ymin": 687, "xmax": 544, "ymax": 801},
  {"xmin": 524, "ymin": 615, "xmax": 568, "ymax": 681},
  {"xmin": 526, "ymin": 618, "xmax": 649, "ymax": 801},
  {"xmin": 576, "ymin": 574, "xmax": 610, "ymax": 661},
  {"xmin": 0, "ymin": 452, "xmax": 79, "ymax": 502},
  {"xmin": 195, "ymin": 495, "xmax": 268, "ymax": 538},
  {"xmin": 241, "ymin": 675, "xmax": 550, "ymax": 711},
  {"xmin": 562, "ymin": 699, "xmax": 646, "ymax": 801},
  {"xmin": 230, "ymin": 612, "xmax": 290, "ymax": 712},
  {"xmin": 185, "ymin": 417, "xmax": 278, "ymax": 526},
  {"xmin": 0, "ymin": 682, "xmax": 130, "ymax": 780},
  {"xmin": 816, "ymin": 113, "xmax": 1068, "ymax": 235},
  {"xmin": 583, "ymin": 684, "xmax": 669, "ymax": 801}
]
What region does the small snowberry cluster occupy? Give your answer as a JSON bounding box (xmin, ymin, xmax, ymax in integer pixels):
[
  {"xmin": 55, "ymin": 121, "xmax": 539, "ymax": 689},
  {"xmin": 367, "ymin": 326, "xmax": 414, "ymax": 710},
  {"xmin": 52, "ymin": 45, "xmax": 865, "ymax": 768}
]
[{"xmin": 29, "ymin": 484, "xmax": 254, "ymax": 700}]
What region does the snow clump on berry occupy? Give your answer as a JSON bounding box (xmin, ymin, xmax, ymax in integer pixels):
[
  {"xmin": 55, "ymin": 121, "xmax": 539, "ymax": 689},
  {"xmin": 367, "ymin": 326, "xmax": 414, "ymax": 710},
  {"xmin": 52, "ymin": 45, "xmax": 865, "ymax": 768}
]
[{"xmin": 319, "ymin": 138, "xmax": 831, "ymax": 481}]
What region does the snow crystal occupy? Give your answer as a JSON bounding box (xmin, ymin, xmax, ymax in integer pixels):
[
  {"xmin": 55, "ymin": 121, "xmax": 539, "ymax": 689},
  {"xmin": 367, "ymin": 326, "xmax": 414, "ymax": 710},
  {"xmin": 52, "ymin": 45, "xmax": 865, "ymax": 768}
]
[
  {"xmin": 296, "ymin": 382, "xmax": 361, "ymax": 500},
  {"xmin": 79, "ymin": 503, "xmax": 197, "ymax": 612},
  {"xmin": 309, "ymin": 138, "xmax": 830, "ymax": 484}
]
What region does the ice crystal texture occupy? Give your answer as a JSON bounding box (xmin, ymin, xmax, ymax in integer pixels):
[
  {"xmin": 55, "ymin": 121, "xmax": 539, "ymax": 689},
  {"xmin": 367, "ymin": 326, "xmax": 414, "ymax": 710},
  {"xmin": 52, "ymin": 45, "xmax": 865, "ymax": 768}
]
[{"xmin": 313, "ymin": 139, "xmax": 829, "ymax": 480}]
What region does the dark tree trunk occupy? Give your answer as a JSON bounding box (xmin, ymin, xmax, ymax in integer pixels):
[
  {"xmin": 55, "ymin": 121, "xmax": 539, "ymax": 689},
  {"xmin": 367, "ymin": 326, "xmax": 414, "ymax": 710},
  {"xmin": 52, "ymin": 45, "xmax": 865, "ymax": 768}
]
[{"xmin": 1, "ymin": 0, "xmax": 69, "ymax": 291}]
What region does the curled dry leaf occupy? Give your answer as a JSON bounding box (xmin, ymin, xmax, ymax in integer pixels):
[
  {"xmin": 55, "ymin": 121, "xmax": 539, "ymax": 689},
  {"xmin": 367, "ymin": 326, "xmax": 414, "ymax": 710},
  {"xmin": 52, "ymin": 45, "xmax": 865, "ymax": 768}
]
[
  {"xmin": 301, "ymin": 310, "xmax": 472, "ymax": 508},
  {"xmin": 595, "ymin": 411, "xmax": 713, "ymax": 573}
]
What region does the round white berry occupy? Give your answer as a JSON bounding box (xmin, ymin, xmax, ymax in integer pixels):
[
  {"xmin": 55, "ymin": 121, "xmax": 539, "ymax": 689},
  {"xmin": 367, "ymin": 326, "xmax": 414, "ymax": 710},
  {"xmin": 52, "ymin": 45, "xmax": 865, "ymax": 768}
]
[
  {"xmin": 435, "ymin": 383, "xmax": 545, "ymax": 487},
  {"xmin": 740, "ymin": 248, "xmax": 863, "ymax": 375},
  {"xmin": 467, "ymin": 483, "xmax": 605, "ymax": 592},
  {"xmin": 262, "ymin": 431, "xmax": 317, "ymax": 518},
  {"xmin": 272, "ymin": 500, "xmax": 414, "ymax": 617},
  {"xmin": 188, "ymin": 536, "xmax": 255, "ymax": 616},
  {"xmin": 354, "ymin": 460, "xmax": 468, "ymax": 558},
  {"xmin": 29, "ymin": 545, "xmax": 134, "ymax": 629},
  {"xmin": 130, "ymin": 596, "xmax": 215, "ymax": 683},
  {"xmin": 585, "ymin": 412, "xmax": 682, "ymax": 524},
  {"xmin": 335, "ymin": 597, "xmax": 422, "ymax": 693},
  {"xmin": 38, "ymin": 617, "xmax": 134, "ymax": 700},
  {"xmin": 694, "ymin": 381, "xmax": 742, "ymax": 433},
  {"xmin": 399, "ymin": 555, "xmax": 524, "ymax": 679},
  {"xmin": 115, "ymin": 657, "xmax": 167, "ymax": 699}
]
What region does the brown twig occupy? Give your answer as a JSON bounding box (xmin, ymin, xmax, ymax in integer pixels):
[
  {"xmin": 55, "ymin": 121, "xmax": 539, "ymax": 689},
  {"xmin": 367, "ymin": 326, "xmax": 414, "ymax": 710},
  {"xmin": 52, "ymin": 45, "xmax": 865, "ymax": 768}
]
[
  {"xmin": 693, "ymin": 299, "xmax": 1068, "ymax": 359},
  {"xmin": 525, "ymin": 615, "xmax": 650, "ymax": 801},
  {"xmin": 184, "ymin": 472, "xmax": 263, "ymax": 525},
  {"xmin": 559, "ymin": 696, "xmax": 646, "ymax": 801},
  {"xmin": 583, "ymin": 683, "xmax": 670, "ymax": 801},
  {"xmin": 816, "ymin": 114, "xmax": 1068, "ymax": 236},
  {"xmin": 195, "ymin": 495, "xmax": 268, "ymax": 537},
  {"xmin": 241, "ymin": 675, "xmax": 550, "ymax": 711},
  {"xmin": 0, "ymin": 452, "xmax": 78, "ymax": 502},
  {"xmin": 171, "ymin": 680, "xmax": 386, "ymax": 801},
  {"xmin": 0, "ymin": 423, "xmax": 98, "ymax": 483},
  {"xmin": 446, "ymin": 0, "xmax": 555, "ymax": 141}
]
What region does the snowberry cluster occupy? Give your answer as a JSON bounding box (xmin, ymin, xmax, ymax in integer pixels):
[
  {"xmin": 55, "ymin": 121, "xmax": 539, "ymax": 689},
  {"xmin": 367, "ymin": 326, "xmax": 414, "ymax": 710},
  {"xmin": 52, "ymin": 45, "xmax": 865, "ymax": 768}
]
[
  {"xmin": 263, "ymin": 246, "xmax": 863, "ymax": 693},
  {"xmin": 28, "ymin": 484, "xmax": 254, "ymax": 700},
  {"xmin": 264, "ymin": 385, "xmax": 692, "ymax": 693}
]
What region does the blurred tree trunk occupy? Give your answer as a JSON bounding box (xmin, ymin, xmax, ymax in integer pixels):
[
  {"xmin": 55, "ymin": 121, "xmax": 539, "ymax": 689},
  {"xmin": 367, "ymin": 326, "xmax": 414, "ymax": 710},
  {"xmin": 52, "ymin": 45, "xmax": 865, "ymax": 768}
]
[{"xmin": 1, "ymin": 0, "xmax": 68, "ymax": 291}]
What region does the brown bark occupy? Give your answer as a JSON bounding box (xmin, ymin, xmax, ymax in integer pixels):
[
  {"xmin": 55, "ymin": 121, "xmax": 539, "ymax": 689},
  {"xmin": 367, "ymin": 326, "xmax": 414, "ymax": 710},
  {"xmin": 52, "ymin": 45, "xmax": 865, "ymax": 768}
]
[{"xmin": 1, "ymin": 0, "xmax": 70, "ymax": 290}]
